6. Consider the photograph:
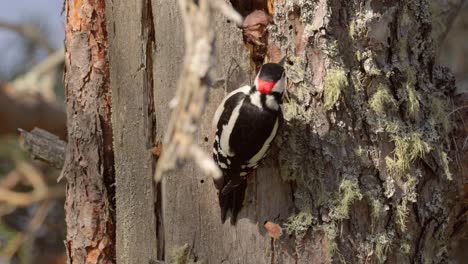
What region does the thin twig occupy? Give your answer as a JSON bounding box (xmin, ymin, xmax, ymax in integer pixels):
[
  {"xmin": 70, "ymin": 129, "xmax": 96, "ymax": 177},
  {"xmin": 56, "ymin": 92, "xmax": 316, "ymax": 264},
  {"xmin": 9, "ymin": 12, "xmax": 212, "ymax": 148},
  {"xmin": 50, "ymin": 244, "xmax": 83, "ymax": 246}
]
[
  {"xmin": 448, "ymin": 105, "xmax": 468, "ymax": 116},
  {"xmin": 0, "ymin": 161, "xmax": 64, "ymax": 207},
  {"xmin": 10, "ymin": 48, "xmax": 64, "ymax": 103}
]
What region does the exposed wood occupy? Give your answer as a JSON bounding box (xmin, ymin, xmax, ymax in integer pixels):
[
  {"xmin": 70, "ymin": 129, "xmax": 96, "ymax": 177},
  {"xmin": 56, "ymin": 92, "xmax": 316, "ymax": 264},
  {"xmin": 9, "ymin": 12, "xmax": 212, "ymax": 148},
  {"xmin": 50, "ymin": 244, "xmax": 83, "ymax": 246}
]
[
  {"xmin": 105, "ymin": 0, "xmax": 158, "ymax": 263},
  {"xmin": 62, "ymin": 0, "xmax": 115, "ymax": 263},
  {"xmin": 154, "ymin": 0, "xmax": 242, "ymax": 183},
  {"xmin": 153, "ymin": 1, "xmax": 293, "ymax": 262},
  {"xmin": 19, "ymin": 128, "xmax": 66, "ymax": 169}
]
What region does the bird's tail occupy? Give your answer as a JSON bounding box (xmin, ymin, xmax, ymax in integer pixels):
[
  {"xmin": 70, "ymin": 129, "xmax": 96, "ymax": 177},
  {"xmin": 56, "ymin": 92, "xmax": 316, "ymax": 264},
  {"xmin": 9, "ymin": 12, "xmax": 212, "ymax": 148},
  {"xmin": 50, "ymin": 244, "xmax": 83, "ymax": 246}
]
[{"xmin": 218, "ymin": 179, "xmax": 247, "ymax": 225}]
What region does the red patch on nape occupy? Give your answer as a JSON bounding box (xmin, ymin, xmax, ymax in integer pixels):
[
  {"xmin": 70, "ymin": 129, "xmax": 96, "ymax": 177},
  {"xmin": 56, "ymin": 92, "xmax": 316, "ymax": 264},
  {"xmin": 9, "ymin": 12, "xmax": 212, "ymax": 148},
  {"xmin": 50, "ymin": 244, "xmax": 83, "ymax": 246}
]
[{"xmin": 257, "ymin": 78, "xmax": 276, "ymax": 94}]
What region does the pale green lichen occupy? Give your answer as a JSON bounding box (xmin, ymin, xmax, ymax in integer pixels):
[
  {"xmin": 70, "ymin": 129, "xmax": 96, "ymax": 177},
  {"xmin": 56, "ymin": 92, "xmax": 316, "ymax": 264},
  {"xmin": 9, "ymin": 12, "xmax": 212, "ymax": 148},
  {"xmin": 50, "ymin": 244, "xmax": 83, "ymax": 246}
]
[
  {"xmin": 384, "ymin": 119, "xmax": 403, "ymax": 134},
  {"xmin": 370, "ymin": 197, "xmax": 383, "ymax": 227},
  {"xmin": 407, "ymin": 85, "xmax": 420, "ymax": 120},
  {"xmin": 386, "ymin": 133, "xmax": 431, "ymax": 175},
  {"xmin": 285, "ymin": 55, "xmax": 306, "ymax": 83},
  {"xmin": 412, "ymin": 133, "xmax": 431, "ymax": 158},
  {"xmin": 403, "ymin": 174, "xmax": 418, "ymax": 203},
  {"xmin": 370, "ymin": 84, "xmax": 397, "ymax": 114},
  {"xmin": 439, "ymin": 151, "xmax": 452, "ymax": 181},
  {"xmin": 395, "ymin": 198, "xmax": 409, "ymax": 231},
  {"xmin": 363, "ymin": 58, "xmax": 382, "ymax": 76},
  {"xmin": 323, "ymin": 69, "xmax": 348, "ymax": 110},
  {"xmin": 349, "ymin": 20, "xmax": 357, "ymax": 40},
  {"xmin": 375, "ymin": 233, "xmax": 391, "ymax": 263},
  {"xmin": 354, "ymin": 145, "xmax": 365, "ymax": 157},
  {"xmin": 430, "ymin": 97, "xmax": 450, "ymax": 134},
  {"xmin": 323, "ymin": 222, "xmax": 339, "ymax": 256},
  {"xmin": 170, "ymin": 244, "xmax": 190, "ymax": 264},
  {"xmin": 333, "ymin": 179, "xmax": 363, "ymax": 220},
  {"xmin": 399, "ymin": 243, "xmax": 411, "ymax": 254},
  {"xmin": 284, "ymin": 211, "xmax": 314, "ymax": 239}
]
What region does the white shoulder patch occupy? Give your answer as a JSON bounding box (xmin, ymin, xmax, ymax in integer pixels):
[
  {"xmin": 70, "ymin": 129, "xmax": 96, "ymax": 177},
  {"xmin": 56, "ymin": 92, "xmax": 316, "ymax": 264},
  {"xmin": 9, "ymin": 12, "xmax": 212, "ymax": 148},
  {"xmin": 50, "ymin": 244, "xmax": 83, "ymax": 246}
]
[
  {"xmin": 212, "ymin": 85, "xmax": 251, "ymax": 130},
  {"xmin": 250, "ymin": 92, "xmax": 263, "ymax": 109},
  {"xmin": 265, "ymin": 94, "xmax": 279, "ymax": 110}
]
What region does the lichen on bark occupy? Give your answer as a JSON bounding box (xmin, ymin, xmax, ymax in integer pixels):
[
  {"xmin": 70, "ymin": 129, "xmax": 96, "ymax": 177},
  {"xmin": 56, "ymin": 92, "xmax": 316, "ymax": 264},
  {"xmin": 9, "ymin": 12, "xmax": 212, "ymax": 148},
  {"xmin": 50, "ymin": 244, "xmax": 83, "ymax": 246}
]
[{"xmin": 267, "ymin": 0, "xmax": 464, "ymax": 262}]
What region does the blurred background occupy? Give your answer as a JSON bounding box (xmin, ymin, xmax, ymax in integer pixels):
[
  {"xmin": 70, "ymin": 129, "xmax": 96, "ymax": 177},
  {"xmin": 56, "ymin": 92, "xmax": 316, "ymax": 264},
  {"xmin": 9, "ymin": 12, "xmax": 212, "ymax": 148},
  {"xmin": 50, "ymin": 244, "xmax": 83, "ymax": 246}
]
[
  {"xmin": 0, "ymin": 1, "xmax": 65, "ymax": 263},
  {"xmin": 0, "ymin": 1, "xmax": 466, "ymax": 263}
]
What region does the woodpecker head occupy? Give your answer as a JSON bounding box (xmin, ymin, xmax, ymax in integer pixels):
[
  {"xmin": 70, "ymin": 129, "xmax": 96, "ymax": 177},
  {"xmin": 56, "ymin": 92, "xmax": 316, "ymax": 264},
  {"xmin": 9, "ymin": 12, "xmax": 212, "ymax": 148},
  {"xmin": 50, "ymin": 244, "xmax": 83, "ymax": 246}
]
[{"xmin": 254, "ymin": 63, "xmax": 286, "ymax": 95}]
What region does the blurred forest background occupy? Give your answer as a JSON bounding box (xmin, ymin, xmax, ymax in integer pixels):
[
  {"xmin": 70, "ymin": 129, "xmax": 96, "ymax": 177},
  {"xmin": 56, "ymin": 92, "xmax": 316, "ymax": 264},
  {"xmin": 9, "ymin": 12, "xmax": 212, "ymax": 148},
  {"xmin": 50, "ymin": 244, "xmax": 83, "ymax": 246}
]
[{"xmin": 0, "ymin": 1, "xmax": 466, "ymax": 263}]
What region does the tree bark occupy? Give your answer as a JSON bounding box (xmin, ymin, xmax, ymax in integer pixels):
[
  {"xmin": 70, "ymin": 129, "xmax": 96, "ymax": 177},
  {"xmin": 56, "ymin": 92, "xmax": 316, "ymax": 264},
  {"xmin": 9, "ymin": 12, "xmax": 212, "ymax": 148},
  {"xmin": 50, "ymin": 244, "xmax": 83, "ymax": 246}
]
[{"xmin": 62, "ymin": 0, "xmax": 115, "ymax": 263}]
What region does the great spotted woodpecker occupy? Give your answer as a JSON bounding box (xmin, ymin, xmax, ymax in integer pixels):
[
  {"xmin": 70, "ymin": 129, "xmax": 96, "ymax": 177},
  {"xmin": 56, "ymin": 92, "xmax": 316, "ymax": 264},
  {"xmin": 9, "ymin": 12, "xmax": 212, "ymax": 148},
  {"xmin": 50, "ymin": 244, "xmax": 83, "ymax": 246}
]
[{"xmin": 212, "ymin": 62, "xmax": 286, "ymax": 224}]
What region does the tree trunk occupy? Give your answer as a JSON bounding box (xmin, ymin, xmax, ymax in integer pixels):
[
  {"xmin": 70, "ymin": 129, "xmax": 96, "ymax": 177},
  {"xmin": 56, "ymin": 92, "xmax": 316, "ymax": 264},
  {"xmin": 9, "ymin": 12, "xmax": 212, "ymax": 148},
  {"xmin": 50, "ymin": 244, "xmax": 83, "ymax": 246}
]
[
  {"xmin": 101, "ymin": 0, "xmax": 467, "ymax": 263},
  {"xmin": 63, "ymin": 0, "xmax": 115, "ymax": 263},
  {"xmin": 105, "ymin": 0, "xmax": 159, "ymax": 263}
]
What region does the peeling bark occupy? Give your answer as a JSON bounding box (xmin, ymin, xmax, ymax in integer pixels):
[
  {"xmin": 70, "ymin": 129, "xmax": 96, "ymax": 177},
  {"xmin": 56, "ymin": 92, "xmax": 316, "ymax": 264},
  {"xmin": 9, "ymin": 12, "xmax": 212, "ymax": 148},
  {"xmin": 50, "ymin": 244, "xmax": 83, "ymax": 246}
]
[{"xmin": 63, "ymin": 0, "xmax": 115, "ymax": 263}]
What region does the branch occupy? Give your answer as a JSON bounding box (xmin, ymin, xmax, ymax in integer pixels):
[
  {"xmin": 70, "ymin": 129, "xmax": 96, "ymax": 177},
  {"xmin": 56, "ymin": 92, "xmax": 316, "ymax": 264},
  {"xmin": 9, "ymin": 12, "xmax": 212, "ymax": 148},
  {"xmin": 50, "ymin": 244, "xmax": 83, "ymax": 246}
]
[
  {"xmin": 0, "ymin": 161, "xmax": 64, "ymax": 207},
  {"xmin": 10, "ymin": 48, "xmax": 65, "ymax": 102},
  {"xmin": 0, "ymin": 20, "xmax": 55, "ymax": 54},
  {"xmin": 0, "ymin": 185, "xmax": 64, "ymax": 207},
  {"xmin": 154, "ymin": 0, "xmax": 241, "ymax": 181},
  {"xmin": 19, "ymin": 128, "xmax": 66, "ymax": 169},
  {"xmin": 0, "ymin": 85, "xmax": 66, "ymax": 137},
  {"xmin": 0, "ymin": 49, "xmax": 66, "ymax": 137}
]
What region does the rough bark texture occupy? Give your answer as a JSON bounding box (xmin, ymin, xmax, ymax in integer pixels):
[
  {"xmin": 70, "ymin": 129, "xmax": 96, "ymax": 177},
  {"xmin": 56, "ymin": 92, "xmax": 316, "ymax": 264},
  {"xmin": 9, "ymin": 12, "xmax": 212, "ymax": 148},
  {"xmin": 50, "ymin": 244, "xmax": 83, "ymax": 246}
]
[
  {"xmin": 105, "ymin": 0, "xmax": 159, "ymax": 263},
  {"xmin": 63, "ymin": 0, "xmax": 115, "ymax": 263},
  {"xmin": 268, "ymin": 0, "xmax": 466, "ymax": 263},
  {"xmin": 104, "ymin": 0, "xmax": 466, "ymax": 263}
]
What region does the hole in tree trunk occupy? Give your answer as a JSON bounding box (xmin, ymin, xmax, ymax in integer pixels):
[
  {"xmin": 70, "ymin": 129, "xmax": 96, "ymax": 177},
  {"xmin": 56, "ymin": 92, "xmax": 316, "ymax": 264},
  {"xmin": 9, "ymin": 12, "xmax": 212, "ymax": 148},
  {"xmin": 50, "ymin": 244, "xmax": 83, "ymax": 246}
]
[{"xmin": 230, "ymin": 0, "xmax": 272, "ymax": 71}]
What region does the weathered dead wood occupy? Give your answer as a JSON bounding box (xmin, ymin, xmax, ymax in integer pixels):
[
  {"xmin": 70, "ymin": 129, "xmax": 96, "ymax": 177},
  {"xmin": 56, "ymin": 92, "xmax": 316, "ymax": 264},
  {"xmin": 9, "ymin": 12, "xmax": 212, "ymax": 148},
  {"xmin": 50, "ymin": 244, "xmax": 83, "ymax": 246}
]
[
  {"xmin": 105, "ymin": 0, "xmax": 159, "ymax": 262},
  {"xmin": 154, "ymin": 0, "xmax": 241, "ymax": 182},
  {"xmin": 152, "ymin": 1, "xmax": 294, "ymax": 263},
  {"xmin": 19, "ymin": 128, "xmax": 66, "ymax": 169}
]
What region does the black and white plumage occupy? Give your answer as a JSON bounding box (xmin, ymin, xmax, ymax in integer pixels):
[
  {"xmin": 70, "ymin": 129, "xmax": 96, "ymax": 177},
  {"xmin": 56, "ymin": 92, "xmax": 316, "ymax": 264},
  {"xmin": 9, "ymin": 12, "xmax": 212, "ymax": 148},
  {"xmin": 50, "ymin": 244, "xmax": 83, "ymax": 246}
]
[{"xmin": 212, "ymin": 62, "xmax": 286, "ymax": 224}]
